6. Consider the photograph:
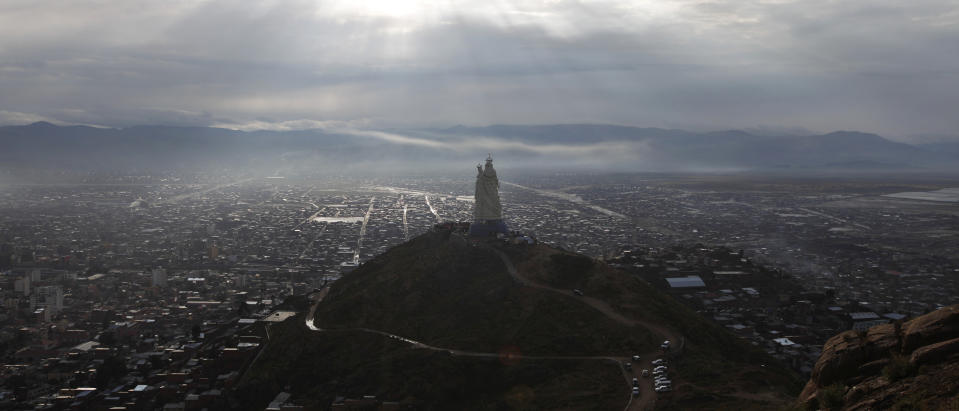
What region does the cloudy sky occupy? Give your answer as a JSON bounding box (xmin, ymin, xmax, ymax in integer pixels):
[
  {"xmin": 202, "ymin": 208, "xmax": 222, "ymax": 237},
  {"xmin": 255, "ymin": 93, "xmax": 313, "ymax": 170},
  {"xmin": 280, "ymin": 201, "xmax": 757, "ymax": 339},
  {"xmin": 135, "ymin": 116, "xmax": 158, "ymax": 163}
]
[{"xmin": 1, "ymin": 0, "xmax": 957, "ymax": 140}]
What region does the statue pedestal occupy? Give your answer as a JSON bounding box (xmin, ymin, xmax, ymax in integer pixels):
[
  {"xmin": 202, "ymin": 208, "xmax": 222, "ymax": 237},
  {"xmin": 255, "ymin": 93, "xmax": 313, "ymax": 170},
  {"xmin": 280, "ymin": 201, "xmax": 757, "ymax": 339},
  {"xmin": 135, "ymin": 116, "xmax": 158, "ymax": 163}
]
[{"xmin": 468, "ymin": 219, "xmax": 509, "ymax": 237}]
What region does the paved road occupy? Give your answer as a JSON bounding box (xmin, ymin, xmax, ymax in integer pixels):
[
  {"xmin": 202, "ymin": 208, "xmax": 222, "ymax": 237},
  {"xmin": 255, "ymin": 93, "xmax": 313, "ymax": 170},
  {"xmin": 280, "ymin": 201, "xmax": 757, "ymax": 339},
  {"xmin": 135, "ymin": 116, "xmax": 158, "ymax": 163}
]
[
  {"xmin": 294, "ymin": 206, "xmax": 327, "ymax": 231},
  {"xmin": 424, "ymin": 195, "xmax": 441, "ymax": 221},
  {"xmin": 401, "ymin": 196, "xmax": 409, "ymax": 240},
  {"xmin": 502, "ymin": 181, "xmax": 628, "ymax": 219},
  {"xmin": 155, "ymin": 178, "xmax": 254, "ymax": 205},
  {"xmin": 353, "ymin": 197, "xmax": 375, "ymax": 263},
  {"xmin": 299, "ymin": 223, "xmax": 328, "ymax": 258}
]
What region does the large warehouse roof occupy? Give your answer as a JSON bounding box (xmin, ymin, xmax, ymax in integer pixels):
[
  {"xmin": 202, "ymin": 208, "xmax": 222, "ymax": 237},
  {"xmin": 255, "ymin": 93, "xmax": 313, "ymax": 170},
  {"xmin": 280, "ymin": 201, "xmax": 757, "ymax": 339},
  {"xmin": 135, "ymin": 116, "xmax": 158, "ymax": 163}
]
[{"xmin": 665, "ymin": 275, "xmax": 706, "ymax": 288}]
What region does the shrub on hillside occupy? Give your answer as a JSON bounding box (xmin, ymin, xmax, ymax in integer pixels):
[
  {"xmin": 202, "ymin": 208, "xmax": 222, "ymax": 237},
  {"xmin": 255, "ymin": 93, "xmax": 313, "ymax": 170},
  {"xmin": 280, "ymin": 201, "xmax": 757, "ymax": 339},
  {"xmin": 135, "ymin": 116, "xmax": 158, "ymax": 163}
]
[
  {"xmin": 882, "ymin": 354, "xmax": 917, "ymax": 382},
  {"xmin": 819, "ymin": 383, "xmax": 846, "ymax": 410},
  {"xmin": 548, "ymin": 253, "xmax": 594, "ymax": 288}
]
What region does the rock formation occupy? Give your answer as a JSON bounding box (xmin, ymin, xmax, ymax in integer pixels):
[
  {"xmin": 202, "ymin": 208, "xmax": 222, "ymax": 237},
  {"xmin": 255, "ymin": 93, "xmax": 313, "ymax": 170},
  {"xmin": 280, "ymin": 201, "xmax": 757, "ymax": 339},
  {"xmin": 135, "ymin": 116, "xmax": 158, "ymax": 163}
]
[{"xmin": 799, "ymin": 305, "xmax": 959, "ymax": 410}]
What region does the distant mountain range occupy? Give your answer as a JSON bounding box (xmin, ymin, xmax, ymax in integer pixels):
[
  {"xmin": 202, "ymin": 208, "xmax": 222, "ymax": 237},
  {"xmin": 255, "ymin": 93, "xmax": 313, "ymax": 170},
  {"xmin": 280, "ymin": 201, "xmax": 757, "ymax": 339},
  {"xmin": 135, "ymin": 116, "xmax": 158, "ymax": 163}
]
[
  {"xmin": 437, "ymin": 125, "xmax": 958, "ymax": 172},
  {"xmin": 1, "ymin": 122, "xmax": 956, "ymax": 174}
]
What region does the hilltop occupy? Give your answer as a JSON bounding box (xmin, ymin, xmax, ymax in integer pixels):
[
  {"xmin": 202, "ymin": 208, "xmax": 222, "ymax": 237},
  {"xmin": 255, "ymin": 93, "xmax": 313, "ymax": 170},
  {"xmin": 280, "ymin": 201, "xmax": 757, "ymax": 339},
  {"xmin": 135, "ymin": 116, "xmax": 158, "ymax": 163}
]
[
  {"xmin": 236, "ymin": 229, "xmax": 802, "ymax": 409},
  {"xmin": 314, "ymin": 230, "xmax": 657, "ymax": 356},
  {"xmin": 798, "ymin": 305, "xmax": 959, "ymax": 410}
]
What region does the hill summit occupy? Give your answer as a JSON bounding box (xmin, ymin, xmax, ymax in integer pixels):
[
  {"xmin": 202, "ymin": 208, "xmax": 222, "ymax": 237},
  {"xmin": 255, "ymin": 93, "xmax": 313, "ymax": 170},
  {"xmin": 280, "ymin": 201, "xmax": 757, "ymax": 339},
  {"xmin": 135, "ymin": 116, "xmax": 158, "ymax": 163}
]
[
  {"xmin": 314, "ymin": 228, "xmax": 660, "ymax": 356},
  {"xmin": 237, "ymin": 228, "xmax": 801, "ymax": 410}
]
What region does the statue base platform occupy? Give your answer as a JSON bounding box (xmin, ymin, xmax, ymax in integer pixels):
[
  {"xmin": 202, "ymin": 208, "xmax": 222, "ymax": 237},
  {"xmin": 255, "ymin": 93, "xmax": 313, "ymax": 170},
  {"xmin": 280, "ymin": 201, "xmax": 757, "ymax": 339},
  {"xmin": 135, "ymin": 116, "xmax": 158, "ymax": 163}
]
[{"xmin": 469, "ymin": 219, "xmax": 509, "ymax": 237}]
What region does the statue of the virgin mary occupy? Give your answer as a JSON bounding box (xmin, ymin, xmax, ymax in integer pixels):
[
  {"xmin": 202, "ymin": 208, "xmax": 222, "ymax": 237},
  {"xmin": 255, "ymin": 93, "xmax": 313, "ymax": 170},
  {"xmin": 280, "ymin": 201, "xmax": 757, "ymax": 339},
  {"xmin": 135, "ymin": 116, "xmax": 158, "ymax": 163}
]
[
  {"xmin": 474, "ymin": 154, "xmax": 502, "ymax": 221},
  {"xmin": 470, "ymin": 154, "xmax": 509, "ymax": 237}
]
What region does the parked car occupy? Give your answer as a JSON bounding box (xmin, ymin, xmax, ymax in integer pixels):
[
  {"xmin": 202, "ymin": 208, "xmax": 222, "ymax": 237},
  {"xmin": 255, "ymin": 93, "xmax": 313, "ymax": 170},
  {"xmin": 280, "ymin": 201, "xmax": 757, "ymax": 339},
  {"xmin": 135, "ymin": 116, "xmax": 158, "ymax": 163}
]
[
  {"xmin": 632, "ymin": 387, "xmax": 640, "ymax": 396},
  {"xmin": 642, "ymin": 369, "xmax": 650, "ymax": 377},
  {"xmin": 632, "ymin": 355, "xmax": 641, "ymax": 362},
  {"xmin": 632, "ymin": 377, "xmax": 639, "ymax": 387},
  {"xmin": 655, "ymin": 386, "xmax": 672, "ymax": 393},
  {"xmin": 651, "ymin": 359, "xmax": 664, "ymax": 365},
  {"xmin": 572, "ymin": 289, "xmax": 584, "ymax": 296},
  {"xmin": 623, "ymin": 362, "xmax": 632, "ymax": 371}
]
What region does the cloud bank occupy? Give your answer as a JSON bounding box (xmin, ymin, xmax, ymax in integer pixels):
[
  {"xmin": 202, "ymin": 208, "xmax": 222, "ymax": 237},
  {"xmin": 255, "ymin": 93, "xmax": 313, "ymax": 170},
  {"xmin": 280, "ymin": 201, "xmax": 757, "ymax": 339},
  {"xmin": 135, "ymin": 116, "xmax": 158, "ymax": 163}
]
[{"xmin": 1, "ymin": 0, "xmax": 958, "ymax": 140}]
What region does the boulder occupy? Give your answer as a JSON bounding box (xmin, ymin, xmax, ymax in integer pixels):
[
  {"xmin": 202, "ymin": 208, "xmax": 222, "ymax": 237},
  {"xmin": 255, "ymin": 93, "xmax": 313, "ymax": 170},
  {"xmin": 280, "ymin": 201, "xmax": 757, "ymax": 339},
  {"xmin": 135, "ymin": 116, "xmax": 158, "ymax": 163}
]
[
  {"xmin": 809, "ymin": 323, "xmax": 898, "ymax": 388},
  {"xmin": 799, "ymin": 305, "xmax": 959, "ymax": 411},
  {"xmin": 901, "ymin": 306, "xmax": 959, "ymax": 353},
  {"xmin": 910, "ymin": 336, "xmax": 959, "ymax": 365}
]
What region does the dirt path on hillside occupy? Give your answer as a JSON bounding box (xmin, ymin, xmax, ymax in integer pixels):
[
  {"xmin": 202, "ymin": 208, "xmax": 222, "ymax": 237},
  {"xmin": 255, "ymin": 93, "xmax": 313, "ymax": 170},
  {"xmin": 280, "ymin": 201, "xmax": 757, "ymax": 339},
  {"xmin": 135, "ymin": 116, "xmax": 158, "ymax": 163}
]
[
  {"xmin": 490, "ymin": 248, "xmax": 684, "ymax": 411},
  {"xmin": 306, "ymin": 296, "xmax": 633, "ymax": 409},
  {"xmin": 303, "ymin": 249, "xmax": 685, "ymax": 411}
]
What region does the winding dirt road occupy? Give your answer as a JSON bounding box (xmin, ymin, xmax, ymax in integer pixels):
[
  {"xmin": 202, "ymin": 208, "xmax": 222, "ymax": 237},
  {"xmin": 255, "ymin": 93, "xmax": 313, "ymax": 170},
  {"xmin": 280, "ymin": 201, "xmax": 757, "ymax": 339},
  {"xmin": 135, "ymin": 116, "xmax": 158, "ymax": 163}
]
[
  {"xmin": 489, "ymin": 247, "xmax": 683, "ymax": 410},
  {"xmin": 304, "ymin": 247, "xmax": 683, "ymax": 410}
]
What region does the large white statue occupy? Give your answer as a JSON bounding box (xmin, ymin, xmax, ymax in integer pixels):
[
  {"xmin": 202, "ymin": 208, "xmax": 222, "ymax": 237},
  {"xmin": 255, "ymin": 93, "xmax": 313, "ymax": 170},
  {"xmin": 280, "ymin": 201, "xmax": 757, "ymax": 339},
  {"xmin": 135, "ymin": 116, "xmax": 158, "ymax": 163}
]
[{"xmin": 474, "ymin": 154, "xmax": 502, "ymax": 221}]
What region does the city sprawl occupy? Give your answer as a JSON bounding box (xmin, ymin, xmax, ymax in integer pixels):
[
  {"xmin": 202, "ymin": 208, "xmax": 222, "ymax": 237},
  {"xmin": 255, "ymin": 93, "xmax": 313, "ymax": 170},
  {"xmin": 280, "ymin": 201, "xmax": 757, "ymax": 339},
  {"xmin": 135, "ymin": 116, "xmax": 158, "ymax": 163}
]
[{"xmin": 1, "ymin": 173, "xmax": 957, "ymax": 408}]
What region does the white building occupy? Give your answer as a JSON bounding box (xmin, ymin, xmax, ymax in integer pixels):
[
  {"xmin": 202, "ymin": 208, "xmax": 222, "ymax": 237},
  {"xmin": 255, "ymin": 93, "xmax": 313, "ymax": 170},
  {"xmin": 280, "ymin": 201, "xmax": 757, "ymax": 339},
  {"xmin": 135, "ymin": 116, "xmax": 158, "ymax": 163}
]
[
  {"xmin": 665, "ymin": 275, "xmax": 706, "ymax": 289},
  {"xmin": 31, "ymin": 285, "xmax": 64, "ymax": 321}
]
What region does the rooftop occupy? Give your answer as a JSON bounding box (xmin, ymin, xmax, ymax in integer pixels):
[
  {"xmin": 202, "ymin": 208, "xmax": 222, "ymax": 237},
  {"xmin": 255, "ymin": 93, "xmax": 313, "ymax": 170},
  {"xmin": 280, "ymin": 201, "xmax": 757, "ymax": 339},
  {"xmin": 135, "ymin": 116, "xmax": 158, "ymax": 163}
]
[{"xmin": 666, "ymin": 275, "xmax": 706, "ymax": 288}]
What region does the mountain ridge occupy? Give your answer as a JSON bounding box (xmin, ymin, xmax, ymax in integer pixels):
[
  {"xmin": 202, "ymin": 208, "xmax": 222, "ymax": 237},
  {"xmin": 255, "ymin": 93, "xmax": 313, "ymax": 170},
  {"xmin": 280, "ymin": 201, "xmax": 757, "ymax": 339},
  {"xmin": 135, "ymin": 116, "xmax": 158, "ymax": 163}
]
[{"xmin": 1, "ymin": 122, "xmax": 955, "ymax": 173}]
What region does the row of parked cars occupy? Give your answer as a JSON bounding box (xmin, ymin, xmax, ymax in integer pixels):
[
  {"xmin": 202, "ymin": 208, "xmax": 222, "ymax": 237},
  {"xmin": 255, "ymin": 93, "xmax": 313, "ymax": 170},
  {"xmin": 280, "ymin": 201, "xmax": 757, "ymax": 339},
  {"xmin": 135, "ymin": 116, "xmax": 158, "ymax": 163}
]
[
  {"xmin": 626, "ymin": 346, "xmax": 674, "ymax": 397},
  {"xmin": 628, "ymin": 355, "xmax": 641, "ymax": 396},
  {"xmin": 653, "ymin": 340, "xmax": 672, "ymax": 391},
  {"xmin": 649, "ymin": 355, "xmax": 672, "ymax": 393}
]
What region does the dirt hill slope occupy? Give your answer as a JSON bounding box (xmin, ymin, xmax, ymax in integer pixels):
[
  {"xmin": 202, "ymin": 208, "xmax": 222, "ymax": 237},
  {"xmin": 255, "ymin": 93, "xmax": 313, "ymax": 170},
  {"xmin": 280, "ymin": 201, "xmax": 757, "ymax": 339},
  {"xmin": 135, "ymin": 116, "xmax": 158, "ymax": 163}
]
[{"xmin": 238, "ymin": 229, "xmax": 801, "ymax": 409}]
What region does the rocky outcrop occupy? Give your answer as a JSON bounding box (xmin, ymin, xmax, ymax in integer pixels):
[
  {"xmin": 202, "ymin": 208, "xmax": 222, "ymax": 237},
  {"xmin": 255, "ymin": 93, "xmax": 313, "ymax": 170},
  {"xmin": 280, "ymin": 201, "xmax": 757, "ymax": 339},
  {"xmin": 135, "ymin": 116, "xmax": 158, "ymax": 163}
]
[
  {"xmin": 902, "ymin": 305, "xmax": 959, "ymax": 352},
  {"xmin": 799, "ymin": 305, "xmax": 959, "ymax": 410},
  {"xmin": 804, "ymin": 323, "xmax": 898, "ymax": 391},
  {"xmin": 910, "ymin": 336, "xmax": 959, "ymax": 365}
]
